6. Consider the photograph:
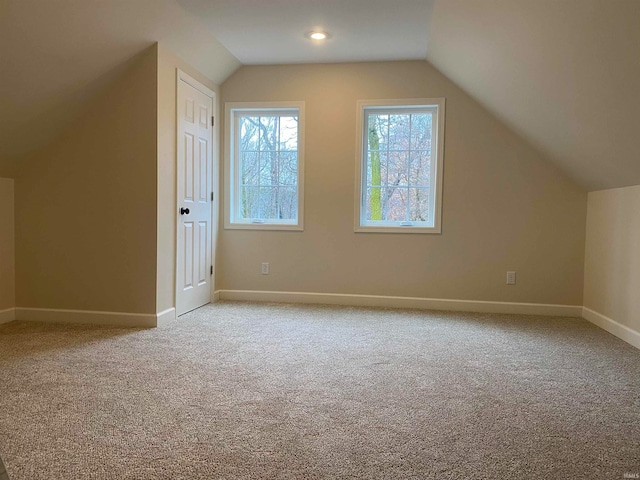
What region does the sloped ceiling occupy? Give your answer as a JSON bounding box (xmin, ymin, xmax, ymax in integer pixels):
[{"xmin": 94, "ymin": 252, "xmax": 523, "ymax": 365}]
[
  {"xmin": 1, "ymin": 0, "xmax": 638, "ymax": 190},
  {"xmin": 427, "ymin": 0, "xmax": 640, "ymax": 191},
  {"xmin": 0, "ymin": 0, "xmax": 240, "ymax": 176}
]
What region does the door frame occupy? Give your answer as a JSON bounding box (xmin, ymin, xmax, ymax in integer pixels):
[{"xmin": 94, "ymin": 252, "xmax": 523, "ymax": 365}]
[{"xmin": 175, "ymin": 69, "xmax": 218, "ymax": 314}]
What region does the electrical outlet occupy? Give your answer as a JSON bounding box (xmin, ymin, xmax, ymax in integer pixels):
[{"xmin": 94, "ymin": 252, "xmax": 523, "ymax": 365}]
[
  {"xmin": 506, "ymin": 271, "xmax": 516, "ymax": 285},
  {"xmin": 261, "ymin": 262, "xmax": 269, "ymax": 275}
]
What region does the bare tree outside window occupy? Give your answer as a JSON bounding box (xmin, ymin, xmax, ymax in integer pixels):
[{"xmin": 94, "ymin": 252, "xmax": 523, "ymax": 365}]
[
  {"xmin": 357, "ymin": 100, "xmax": 444, "ymax": 233},
  {"xmin": 365, "ymin": 111, "xmax": 433, "ymax": 223},
  {"xmin": 237, "ymin": 113, "xmax": 299, "ymax": 222}
]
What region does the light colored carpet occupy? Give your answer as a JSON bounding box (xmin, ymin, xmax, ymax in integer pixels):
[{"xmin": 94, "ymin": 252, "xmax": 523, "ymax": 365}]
[{"xmin": 0, "ymin": 301, "xmax": 638, "ymax": 479}]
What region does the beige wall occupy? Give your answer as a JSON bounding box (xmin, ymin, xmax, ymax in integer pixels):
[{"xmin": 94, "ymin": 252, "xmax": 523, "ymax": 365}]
[
  {"xmin": 0, "ymin": 178, "xmax": 15, "ymax": 311},
  {"xmin": 156, "ymin": 44, "xmax": 220, "ymax": 314},
  {"xmin": 14, "ymin": 47, "xmax": 158, "ymax": 314},
  {"xmin": 219, "ymin": 61, "xmax": 587, "ymax": 305},
  {"xmin": 584, "ymin": 185, "xmax": 640, "ymax": 334}
]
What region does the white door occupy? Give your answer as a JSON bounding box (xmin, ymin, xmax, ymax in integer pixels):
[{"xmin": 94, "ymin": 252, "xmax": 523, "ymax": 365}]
[{"xmin": 176, "ymin": 71, "xmax": 214, "ymax": 316}]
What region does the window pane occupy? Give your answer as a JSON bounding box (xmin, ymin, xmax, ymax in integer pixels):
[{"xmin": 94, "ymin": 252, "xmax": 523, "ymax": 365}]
[
  {"xmin": 258, "ymin": 186, "xmax": 278, "ymax": 219},
  {"xmin": 368, "ymin": 114, "xmax": 387, "ymax": 152},
  {"xmin": 365, "ymin": 187, "xmax": 386, "ymax": 221},
  {"xmin": 377, "ymin": 114, "xmax": 389, "ymax": 149},
  {"xmin": 279, "ymin": 116, "xmax": 298, "ymax": 151},
  {"xmin": 384, "ymin": 187, "xmax": 408, "ymax": 222},
  {"xmin": 240, "ymin": 186, "xmax": 260, "ymax": 219},
  {"xmin": 388, "ymin": 114, "xmax": 410, "ymax": 150},
  {"xmin": 388, "ymin": 151, "xmax": 408, "ymax": 186},
  {"xmin": 277, "ymin": 186, "xmax": 297, "ymax": 220},
  {"xmin": 259, "ymin": 116, "xmax": 277, "ymax": 151},
  {"xmin": 241, "ymin": 152, "xmax": 259, "ymax": 186},
  {"xmin": 279, "ymin": 152, "xmax": 297, "ymax": 186},
  {"xmin": 367, "ymin": 151, "xmax": 388, "ymax": 188},
  {"xmin": 409, "ymin": 187, "xmax": 430, "ymax": 222},
  {"xmin": 381, "ymin": 187, "xmax": 391, "ymax": 220},
  {"xmin": 409, "ymin": 151, "xmax": 430, "ymax": 187},
  {"xmin": 240, "ymin": 117, "xmax": 260, "ymax": 152},
  {"xmin": 259, "ymin": 151, "xmax": 277, "ymax": 186},
  {"xmin": 410, "ymin": 113, "xmax": 432, "ymax": 151}
]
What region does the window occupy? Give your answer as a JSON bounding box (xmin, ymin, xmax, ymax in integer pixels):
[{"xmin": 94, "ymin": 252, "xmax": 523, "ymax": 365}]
[
  {"xmin": 225, "ymin": 102, "xmax": 304, "ymax": 230},
  {"xmin": 355, "ymin": 99, "xmax": 445, "ymax": 233}
]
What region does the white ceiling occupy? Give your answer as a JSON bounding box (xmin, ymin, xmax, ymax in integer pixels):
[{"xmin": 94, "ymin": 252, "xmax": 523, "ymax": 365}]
[
  {"xmin": 177, "ymin": 0, "xmax": 434, "ymax": 64},
  {"xmin": 427, "ymin": 0, "xmax": 640, "ymax": 191}
]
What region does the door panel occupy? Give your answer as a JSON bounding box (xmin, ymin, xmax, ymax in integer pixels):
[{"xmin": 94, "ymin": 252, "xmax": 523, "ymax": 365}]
[
  {"xmin": 184, "ymin": 133, "xmax": 194, "ymax": 201},
  {"xmin": 199, "ymin": 139, "xmax": 208, "ymax": 201},
  {"xmin": 183, "ymin": 222, "xmax": 194, "ymax": 289},
  {"xmin": 177, "ymin": 75, "xmax": 214, "ymax": 316},
  {"xmin": 198, "ymin": 222, "xmax": 207, "ymax": 285}
]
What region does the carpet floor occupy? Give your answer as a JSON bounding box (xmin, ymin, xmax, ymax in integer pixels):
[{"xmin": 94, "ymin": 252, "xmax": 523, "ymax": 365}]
[{"xmin": 0, "ymin": 301, "xmax": 639, "ymax": 479}]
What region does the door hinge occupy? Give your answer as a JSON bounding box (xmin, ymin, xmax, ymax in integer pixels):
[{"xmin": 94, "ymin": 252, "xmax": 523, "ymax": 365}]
[
  {"xmin": 211, "ymin": 192, "xmax": 214, "ymax": 202},
  {"xmin": 210, "ymin": 266, "xmax": 213, "ymax": 275},
  {"xmin": 211, "ymin": 116, "xmax": 215, "ymax": 126}
]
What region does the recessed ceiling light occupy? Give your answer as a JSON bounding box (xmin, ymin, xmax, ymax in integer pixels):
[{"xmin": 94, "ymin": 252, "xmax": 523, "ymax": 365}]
[{"xmin": 306, "ymin": 31, "xmax": 331, "ymax": 41}]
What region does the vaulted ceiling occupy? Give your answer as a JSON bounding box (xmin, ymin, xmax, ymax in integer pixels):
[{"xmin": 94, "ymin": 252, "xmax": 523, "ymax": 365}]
[
  {"xmin": 0, "ymin": 0, "xmax": 239, "ymax": 176},
  {"xmin": 427, "ymin": 0, "xmax": 640, "ymax": 191},
  {"xmin": 1, "ymin": 0, "xmax": 638, "ymax": 190}
]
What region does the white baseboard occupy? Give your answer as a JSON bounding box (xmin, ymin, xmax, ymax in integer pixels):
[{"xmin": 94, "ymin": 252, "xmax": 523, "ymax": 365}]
[
  {"xmin": 216, "ymin": 290, "xmax": 583, "ymax": 317},
  {"xmin": 15, "ymin": 307, "xmax": 171, "ymax": 328},
  {"xmin": 10, "ymin": 299, "xmax": 639, "ymax": 349},
  {"xmin": 582, "ymin": 307, "xmax": 640, "ymax": 350},
  {"xmin": 156, "ymin": 307, "xmax": 176, "ymax": 327},
  {"xmin": 0, "ymin": 307, "xmax": 15, "ymax": 325},
  {"xmin": 212, "ymin": 291, "xmax": 221, "ymax": 302}
]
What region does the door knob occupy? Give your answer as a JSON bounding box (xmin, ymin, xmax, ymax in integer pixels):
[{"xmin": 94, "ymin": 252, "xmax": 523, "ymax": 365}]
[{"xmin": 180, "ymin": 207, "xmax": 190, "ymax": 215}]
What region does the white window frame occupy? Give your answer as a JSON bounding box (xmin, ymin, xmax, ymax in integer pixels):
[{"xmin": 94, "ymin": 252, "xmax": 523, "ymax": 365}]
[
  {"xmin": 354, "ymin": 98, "xmax": 445, "ymax": 234},
  {"xmin": 224, "ymin": 101, "xmax": 305, "ymax": 231}
]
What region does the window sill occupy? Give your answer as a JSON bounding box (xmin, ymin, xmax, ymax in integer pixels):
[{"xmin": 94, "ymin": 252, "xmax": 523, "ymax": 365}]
[
  {"xmin": 225, "ymin": 222, "xmax": 304, "ymax": 232},
  {"xmin": 355, "ymin": 225, "xmax": 441, "ymax": 234}
]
